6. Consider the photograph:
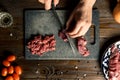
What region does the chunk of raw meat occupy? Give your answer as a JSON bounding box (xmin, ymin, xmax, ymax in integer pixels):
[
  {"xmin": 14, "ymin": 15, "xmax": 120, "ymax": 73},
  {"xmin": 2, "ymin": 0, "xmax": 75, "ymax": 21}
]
[
  {"xmin": 58, "ymin": 30, "xmax": 68, "ymax": 42},
  {"xmin": 27, "ymin": 35, "xmax": 56, "ymax": 56},
  {"xmin": 77, "ymin": 36, "xmax": 90, "ymax": 57}
]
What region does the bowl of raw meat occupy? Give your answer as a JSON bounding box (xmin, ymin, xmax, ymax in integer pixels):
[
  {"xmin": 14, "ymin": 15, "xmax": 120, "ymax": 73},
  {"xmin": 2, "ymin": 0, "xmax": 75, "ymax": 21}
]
[{"xmin": 101, "ymin": 40, "xmax": 120, "ymax": 80}]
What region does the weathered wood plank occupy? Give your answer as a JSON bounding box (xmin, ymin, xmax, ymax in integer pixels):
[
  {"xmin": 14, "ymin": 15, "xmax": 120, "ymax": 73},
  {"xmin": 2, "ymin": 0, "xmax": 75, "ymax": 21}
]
[{"xmin": 0, "ymin": 0, "xmax": 119, "ymax": 80}]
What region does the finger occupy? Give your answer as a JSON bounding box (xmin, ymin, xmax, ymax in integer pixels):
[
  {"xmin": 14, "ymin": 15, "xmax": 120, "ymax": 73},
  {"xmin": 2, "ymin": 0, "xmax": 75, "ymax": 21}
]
[
  {"xmin": 68, "ymin": 20, "xmax": 86, "ymax": 36},
  {"xmin": 70, "ymin": 23, "xmax": 91, "ymax": 38},
  {"xmin": 69, "ymin": 26, "xmax": 83, "ymax": 38},
  {"xmin": 81, "ymin": 23, "xmax": 91, "ymax": 35},
  {"xmin": 71, "ymin": 23, "xmax": 91, "ymax": 38},
  {"xmin": 38, "ymin": 0, "xmax": 45, "ymax": 4},
  {"xmin": 45, "ymin": 0, "xmax": 52, "ymax": 10},
  {"xmin": 54, "ymin": 0, "xmax": 59, "ymax": 7}
]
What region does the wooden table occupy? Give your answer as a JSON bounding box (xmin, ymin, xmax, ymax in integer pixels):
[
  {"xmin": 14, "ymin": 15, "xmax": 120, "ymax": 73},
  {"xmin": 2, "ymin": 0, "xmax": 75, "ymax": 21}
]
[{"xmin": 0, "ymin": 0, "xmax": 120, "ymax": 80}]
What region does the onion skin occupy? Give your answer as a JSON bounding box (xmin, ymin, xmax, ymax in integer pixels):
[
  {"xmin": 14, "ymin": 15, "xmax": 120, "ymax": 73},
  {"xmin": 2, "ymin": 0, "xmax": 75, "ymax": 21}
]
[{"xmin": 113, "ymin": 2, "xmax": 120, "ymax": 24}]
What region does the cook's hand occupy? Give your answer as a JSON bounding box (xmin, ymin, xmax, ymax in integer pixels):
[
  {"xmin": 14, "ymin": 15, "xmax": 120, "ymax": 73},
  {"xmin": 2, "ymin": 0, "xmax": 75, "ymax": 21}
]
[
  {"xmin": 38, "ymin": 0, "xmax": 59, "ymax": 10},
  {"xmin": 66, "ymin": 0, "xmax": 96, "ymax": 38}
]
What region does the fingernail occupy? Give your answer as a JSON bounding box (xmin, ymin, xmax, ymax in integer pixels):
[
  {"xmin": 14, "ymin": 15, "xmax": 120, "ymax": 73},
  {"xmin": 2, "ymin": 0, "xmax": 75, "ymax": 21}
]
[{"xmin": 45, "ymin": 6, "xmax": 51, "ymax": 10}]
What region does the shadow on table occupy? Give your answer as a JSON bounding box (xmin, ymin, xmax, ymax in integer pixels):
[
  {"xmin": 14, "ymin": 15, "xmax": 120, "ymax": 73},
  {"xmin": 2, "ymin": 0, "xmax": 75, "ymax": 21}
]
[{"xmin": 109, "ymin": 0, "xmax": 117, "ymax": 13}]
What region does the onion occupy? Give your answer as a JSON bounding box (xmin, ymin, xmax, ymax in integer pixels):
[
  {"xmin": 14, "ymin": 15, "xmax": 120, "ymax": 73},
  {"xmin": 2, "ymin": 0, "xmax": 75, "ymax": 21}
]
[{"xmin": 113, "ymin": 1, "xmax": 120, "ymax": 23}]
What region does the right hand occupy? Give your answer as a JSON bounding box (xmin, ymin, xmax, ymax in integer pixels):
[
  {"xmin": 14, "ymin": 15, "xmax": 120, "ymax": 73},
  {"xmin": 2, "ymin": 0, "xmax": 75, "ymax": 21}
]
[
  {"xmin": 38, "ymin": 0, "xmax": 59, "ymax": 10},
  {"xmin": 66, "ymin": 0, "xmax": 96, "ymax": 38}
]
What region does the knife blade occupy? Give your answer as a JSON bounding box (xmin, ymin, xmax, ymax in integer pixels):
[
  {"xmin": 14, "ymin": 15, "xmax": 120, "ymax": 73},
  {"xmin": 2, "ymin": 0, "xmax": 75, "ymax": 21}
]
[{"xmin": 51, "ymin": 1, "xmax": 76, "ymax": 56}]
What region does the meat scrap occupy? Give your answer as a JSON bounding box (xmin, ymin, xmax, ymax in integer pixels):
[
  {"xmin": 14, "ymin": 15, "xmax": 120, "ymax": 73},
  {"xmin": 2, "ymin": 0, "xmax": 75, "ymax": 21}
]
[
  {"xmin": 27, "ymin": 35, "xmax": 56, "ymax": 56},
  {"xmin": 58, "ymin": 30, "xmax": 68, "ymax": 42},
  {"xmin": 108, "ymin": 45, "xmax": 120, "ymax": 80},
  {"xmin": 77, "ymin": 36, "xmax": 90, "ymax": 57}
]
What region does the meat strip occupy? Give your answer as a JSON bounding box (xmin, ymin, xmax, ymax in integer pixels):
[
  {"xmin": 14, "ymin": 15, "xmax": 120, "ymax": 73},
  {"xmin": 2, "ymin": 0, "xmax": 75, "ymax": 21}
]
[
  {"xmin": 108, "ymin": 45, "xmax": 120, "ymax": 80},
  {"xmin": 77, "ymin": 36, "xmax": 90, "ymax": 57}
]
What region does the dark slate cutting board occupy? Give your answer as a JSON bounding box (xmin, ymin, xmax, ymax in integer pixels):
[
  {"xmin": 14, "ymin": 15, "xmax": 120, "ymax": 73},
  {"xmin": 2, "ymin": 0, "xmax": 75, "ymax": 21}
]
[{"xmin": 24, "ymin": 9, "xmax": 99, "ymax": 60}]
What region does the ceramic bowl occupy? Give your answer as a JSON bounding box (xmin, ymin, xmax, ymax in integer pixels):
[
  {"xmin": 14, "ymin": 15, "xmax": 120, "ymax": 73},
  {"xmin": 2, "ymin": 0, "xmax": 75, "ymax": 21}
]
[{"xmin": 101, "ymin": 41, "xmax": 120, "ymax": 80}]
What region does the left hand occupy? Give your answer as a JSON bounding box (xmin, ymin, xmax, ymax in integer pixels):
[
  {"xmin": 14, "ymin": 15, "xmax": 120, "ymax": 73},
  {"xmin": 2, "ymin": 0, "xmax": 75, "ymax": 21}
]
[{"xmin": 38, "ymin": 0, "xmax": 59, "ymax": 10}]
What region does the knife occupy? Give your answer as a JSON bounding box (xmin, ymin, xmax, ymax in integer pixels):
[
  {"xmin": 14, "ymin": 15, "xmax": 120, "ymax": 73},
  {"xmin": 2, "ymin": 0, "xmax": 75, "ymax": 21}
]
[{"xmin": 51, "ymin": 1, "xmax": 76, "ymax": 56}]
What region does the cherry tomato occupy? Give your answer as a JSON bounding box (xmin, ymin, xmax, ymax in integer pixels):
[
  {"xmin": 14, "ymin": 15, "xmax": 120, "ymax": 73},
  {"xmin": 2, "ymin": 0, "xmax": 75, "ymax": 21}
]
[
  {"xmin": 5, "ymin": 76, "xmax": 14, "ymax": 80},
  {"xmin": 13, "ymin": 73, "xmax": 20, "ymax": 80},
  {"xmin": 1, "ymin": 68, "xmax": 7, "ymax": 77},
  {"xmin": 14, "ymin": 66, "xmax": 22, "ymax": 75},
  {"xmin": 8, "ymin": 66, "xmax": 14, "ymax": 74},
  {"xmin": 2, "ymin": 60, "xmax": 10, "ymax": 67},
  {"xmin": 7, "ymin": 55, "xmax": 16, "ymax": 62}
]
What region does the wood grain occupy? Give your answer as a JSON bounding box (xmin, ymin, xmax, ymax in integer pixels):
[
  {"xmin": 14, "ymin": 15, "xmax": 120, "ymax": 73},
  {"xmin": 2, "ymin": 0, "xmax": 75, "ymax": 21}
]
[{"xmin": 0, "ymin": 0, "xmax": 120, "ymax": 80}]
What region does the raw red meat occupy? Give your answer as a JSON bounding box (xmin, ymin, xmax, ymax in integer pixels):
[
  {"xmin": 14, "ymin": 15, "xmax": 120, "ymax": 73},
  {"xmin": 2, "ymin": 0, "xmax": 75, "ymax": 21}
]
[
  {"xmin": 77, "ymin": 36, "xmax": 90, "ymax": 57},
  {"xmin": 58, "ymin": 30, "xmax": 68, "ymax": 42},
  {"xmin": 58, "ymin": 30, "xmax": 90, "ymax": 57},
  {"xmin": 108, "ymin": 45, "xmax": 120, "ymax": 80},
  {"xmin": 27, "ymin": 35, "xmax": 56, "ymax": 56}
]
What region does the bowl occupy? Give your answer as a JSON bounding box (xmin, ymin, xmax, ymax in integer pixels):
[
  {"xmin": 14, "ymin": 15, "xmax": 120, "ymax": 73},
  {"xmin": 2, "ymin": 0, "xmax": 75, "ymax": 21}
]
[{"xmin": 101, "ymin": 40, "xmax": 120, "ymax": 80}]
